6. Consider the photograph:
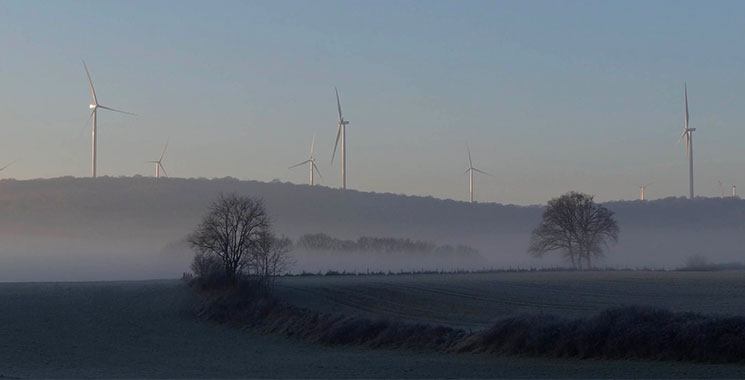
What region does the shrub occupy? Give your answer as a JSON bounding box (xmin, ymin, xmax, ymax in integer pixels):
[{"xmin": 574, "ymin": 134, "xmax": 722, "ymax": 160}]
[
  {"xmin": 468, "ymin": 306, "xmax": 745, "ymax": 363},
  {"xmin": 192, "ymin": 285, "xmax": 745, "ymax": 364},
  {"xmin": 190, "ymin": 251, "xmax": 227, "ymax": 287}
]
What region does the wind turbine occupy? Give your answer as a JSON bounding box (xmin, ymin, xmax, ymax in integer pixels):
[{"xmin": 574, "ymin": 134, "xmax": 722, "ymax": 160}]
[
  {"xmin": 290, "ymin": 135, "xmax": 322, "ymax": 185},
  {"xmin": 83, "ymin": 61, "xmax": 135, "ymax": 178},
  {"xmin": 465, "ymin": 144, "xmax": 492, "ymax": 203},
  {"xmin": 718, "ymin": 180, "xmax": 725, "ymax": 197},
  {"xmin": 145, "ymin": 141, "xmax": 168, "ymax": 178},
  {"xmin": 639, "ymin": 182, "xmax": 653, "ymax": 201},
  {"xmin": 331, "ymin": 87, "xmax": 350, "ymax": 189},
  {"xmin": 677, "ymin": 83, "xmax": 696, "ymax": 199},
  {"xmin": 733, "ymin": 185, "xmax": 738, "ymax": 198}
]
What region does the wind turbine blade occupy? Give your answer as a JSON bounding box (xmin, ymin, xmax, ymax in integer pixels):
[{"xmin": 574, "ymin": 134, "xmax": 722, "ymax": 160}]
[
  {"xmin": 310, "ymin": 134, "xmax": 315, "ymax": 158},
  {"xmin": 677, "ymin": 130, "xmax": 686, "ymax": 144},
  {"xmin": 0, "ymin": 160, "xmax": 16, "ymax": 172},
  {"xmin": 473, "ymin": 168, "xmax": 494, "ymax": 177},
  {"xmin": 74, "ymin": 110, "xmax": 96, "ymax": 140},
  {"xmin": 82, "ymin": 60, "xmax": 97, "ymax": 104},
  {"xmin": 335, "ymin": 87, "xmax": 343, "ymax": 121},
  {"xmin": 289, "ymin": 160, "xmax": 312, "ymax": 169},
  {"xmin": 97, "ymin": 105, "xmax": 137, "ymax": 116},
  {"xmin": 159, "ymin": 140, "xmax": 169, "ymax": 162},
  {"xmin": 87, "ymin": 108, "xmax": 96, "ymax": 121},
  {"xmin": 84, "ymin": 108, "xmax": 96, "ymax": 129},
  {"xmin": 331, "ymin": 123, "xmax": 341, "ymax": 164},
  {"xmin": 466, "ymin": 143, "xmax": 473, "ymax": 168},
  {"xmin": 313, "ymin": 162, "xmax": 323, "ymax": 179},
  {"xmin": 159, "ymin": 163, "xmax": 167, "ymax": 178}
]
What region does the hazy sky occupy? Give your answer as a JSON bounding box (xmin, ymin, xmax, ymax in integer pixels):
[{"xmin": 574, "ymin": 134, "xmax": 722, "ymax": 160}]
[{"xmin": 1, "ymin": 0, "xmax": 744, "ymax": 205}]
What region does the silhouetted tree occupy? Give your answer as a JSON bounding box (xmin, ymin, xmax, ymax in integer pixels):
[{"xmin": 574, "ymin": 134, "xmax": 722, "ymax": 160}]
[
  {"xmin": 188, "ymin": 194, "xmax": 270, "ymax": 284},
  {"xmin": 528, "ymin": 192, "xmax": 619, "ymax": 269}
]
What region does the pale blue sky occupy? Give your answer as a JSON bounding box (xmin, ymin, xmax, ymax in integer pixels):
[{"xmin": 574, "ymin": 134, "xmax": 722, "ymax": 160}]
[{"xmin": 1, "ymin": 0, "xmax": 744, "ymax": 204}]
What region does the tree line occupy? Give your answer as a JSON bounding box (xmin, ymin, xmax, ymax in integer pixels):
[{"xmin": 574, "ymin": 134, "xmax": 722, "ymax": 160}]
[{"xmin": 297, "ymin": 233, "xmax": 480, "ymax": 257}]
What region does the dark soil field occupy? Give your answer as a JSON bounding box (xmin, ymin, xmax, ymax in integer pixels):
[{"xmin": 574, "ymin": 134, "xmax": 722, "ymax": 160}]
[{"xmin": 275, "ymin": 271, "xmax": 745, "ymax": 329}]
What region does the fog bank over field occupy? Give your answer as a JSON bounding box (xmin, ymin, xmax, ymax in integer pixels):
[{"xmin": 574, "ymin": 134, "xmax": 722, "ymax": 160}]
[{"xmin": 0, "ymin": 177, "xmax": 743, "ymax": 281}]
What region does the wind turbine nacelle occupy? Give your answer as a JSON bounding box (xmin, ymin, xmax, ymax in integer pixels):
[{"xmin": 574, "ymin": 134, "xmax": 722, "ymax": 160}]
[
  {"xmin": 89, "ymin": 104, "xmax": 97, "ymax": 109},
  {"xmin": 342, "ymin": 121, "xmax": 349, "ymax": 125}
]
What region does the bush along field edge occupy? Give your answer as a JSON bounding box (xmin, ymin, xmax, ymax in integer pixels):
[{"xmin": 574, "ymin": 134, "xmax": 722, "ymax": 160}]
[{"xmin": 188, "ymin": 279, "xmax": 745, "ymax": 364}]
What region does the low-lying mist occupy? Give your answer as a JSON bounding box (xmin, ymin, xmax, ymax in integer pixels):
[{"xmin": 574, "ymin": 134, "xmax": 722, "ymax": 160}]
[{"xmin": 0, "ymin": 176, "xmax": 743, "ymax": 282}]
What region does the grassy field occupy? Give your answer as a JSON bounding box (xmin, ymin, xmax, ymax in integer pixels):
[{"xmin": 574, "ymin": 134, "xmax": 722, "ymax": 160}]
[
  {"xmin": 1, "ymin": 274, "xmax": 745, "ymax": 378},
  {"xmin": 275, "ymin": 271, "xmax": 745, "ymax": 329}
]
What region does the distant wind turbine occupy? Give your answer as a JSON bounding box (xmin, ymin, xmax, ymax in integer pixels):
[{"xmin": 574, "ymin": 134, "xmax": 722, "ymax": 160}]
[
  {"xmin": 733, "ymin": 185, "xmax": 737, "ymax": 198},
  {"xmin": 639, "ymin": 182, "xmax": 653, "ymax": 201},
  {"xmin": 331, "ymin": 87, "xmax": 350, "ymax": 189},
  {"xmin": 290, "ymin": 135, "xmax": 322, "ymax": 185},
  {"xmin": 677, "ymin": 83, "xmax": 696, "ymax": 199},
  {"xmin": 145, "ymin": 141, "xmax": 168, "ymax": 178},
  {"xmin": 83, "ymin": 61, "xmax": 136, "ymax": 178},
  {"xmin": 465, "ymin": 144, "xmax": 492, "ymax": 203}
]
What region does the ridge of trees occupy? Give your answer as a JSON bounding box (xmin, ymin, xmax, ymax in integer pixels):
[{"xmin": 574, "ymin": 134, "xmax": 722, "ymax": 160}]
[{"xmin": 296, "ymin": 233, "xmax": 480, "ymax": 257}]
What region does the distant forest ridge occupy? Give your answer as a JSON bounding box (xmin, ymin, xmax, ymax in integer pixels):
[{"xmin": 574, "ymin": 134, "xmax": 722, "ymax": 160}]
[{"xmin": 0, "ymin": 176, "xmax": 743, "ymax": 234}]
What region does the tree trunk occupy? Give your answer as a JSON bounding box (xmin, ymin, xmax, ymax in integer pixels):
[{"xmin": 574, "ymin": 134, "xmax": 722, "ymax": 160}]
[
  {"xmin": 224, "ymin": 260, "xmax": 236, "ymax": 285},
  {"xmin": 568, "ymin": 247, "xmax": 579, "ymax": 270},
  {"xmin": 569, "ymin": 251, "xmax": 577, "ymax": 270}
]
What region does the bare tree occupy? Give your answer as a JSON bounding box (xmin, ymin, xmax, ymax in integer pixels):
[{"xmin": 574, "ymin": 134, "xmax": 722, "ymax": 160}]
[
  {"xmin": 187, "ymin": 194, "xmax": 270, "ymax": 284},
  {"xmin": 528, "ymin": 192, "xmax": 619, "ymax": 269},
  {"xmin": 245, "ymin": 231, "xmax": 294, "ymax": 291}
]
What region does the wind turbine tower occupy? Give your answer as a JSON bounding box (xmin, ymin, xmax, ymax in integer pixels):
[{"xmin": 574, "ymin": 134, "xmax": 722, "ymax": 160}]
[
  {"xmin": 331, "ymin": 87, "xmax": 350, "ymax": 189},
  {"xmin": 678, "ymin": 83, "xmax": 696, "ymax": 199},
  {"xmin": 465, "ymin": 144, "xmax": 491, "ymax": 203},
  {"xmin": 733, "ymin": 186, "xmax": 737, "ymax": 197},
  {"xmin": 290, "ymin": 135, "xmax": 322, "ymax": 185},
  {"xmin": 83, "ymin": 61, "xmax": 135, "ymax": 178},
  {"xmin": 640, "ymin": 183, "xmax": 653, "ymax": 201}
]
